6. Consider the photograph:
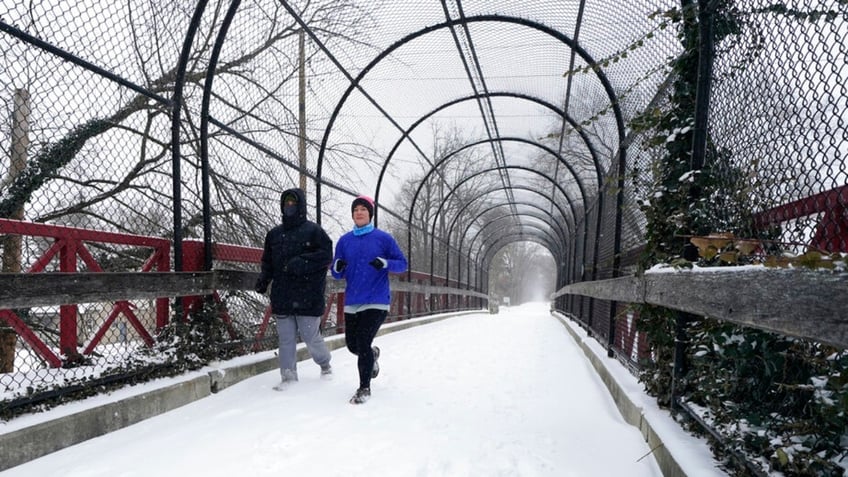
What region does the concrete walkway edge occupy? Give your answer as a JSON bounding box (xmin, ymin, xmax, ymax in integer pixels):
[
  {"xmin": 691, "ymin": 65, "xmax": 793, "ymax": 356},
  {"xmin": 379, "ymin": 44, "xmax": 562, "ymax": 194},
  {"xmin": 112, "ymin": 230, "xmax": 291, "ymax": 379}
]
[{"xmin": 552, "ymin": 312, "xmax": 696, "ymax": 477}]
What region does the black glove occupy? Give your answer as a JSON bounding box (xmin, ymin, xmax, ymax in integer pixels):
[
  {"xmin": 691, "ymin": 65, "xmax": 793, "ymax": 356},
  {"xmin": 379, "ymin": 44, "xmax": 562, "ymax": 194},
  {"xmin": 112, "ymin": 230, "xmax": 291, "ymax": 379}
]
[
  {"xmin": 254, "ymin": 279, "xmax": 268, "ymax": 294},
  {"xmin": 333, "ymin": 259, "xmax": 347, "ymax": 273},
  {"xmin": 369, "ymin": 257, "xmax": 386, "ymax": 270}
]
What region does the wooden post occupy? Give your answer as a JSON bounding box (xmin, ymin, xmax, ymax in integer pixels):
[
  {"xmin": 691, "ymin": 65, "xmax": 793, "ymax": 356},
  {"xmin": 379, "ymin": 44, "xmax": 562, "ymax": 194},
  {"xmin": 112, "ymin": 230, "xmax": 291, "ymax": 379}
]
[{"xmin": 1, "ymin": 88, "xmax": 30, "ymax": 373}]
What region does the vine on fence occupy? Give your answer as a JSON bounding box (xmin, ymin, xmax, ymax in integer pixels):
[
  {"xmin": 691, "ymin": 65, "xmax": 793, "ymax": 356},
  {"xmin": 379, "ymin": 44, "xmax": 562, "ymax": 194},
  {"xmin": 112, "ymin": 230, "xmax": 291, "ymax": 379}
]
[{"xmin": 628, "ymin": 2, "xmax": 848, "ymax": 475}]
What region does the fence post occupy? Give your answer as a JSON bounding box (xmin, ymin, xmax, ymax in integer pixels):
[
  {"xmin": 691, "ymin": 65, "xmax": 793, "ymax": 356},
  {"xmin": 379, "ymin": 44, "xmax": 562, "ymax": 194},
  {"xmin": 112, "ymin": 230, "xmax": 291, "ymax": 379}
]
[{"xmin": 670, "ymin": 311, "xmax": 693, "ymax": 411}]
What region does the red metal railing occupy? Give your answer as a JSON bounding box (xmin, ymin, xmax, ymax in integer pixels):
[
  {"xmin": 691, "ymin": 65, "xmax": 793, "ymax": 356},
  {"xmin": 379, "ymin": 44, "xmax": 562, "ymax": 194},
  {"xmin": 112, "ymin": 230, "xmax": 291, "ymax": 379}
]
[
  {"xmin": 0, "ymin": 219, "xmax": 170, "ymax": 366},
  {"xmin": 0, "ymin": 221, "xmax": 482, "ymax": 368},
  {"xmin": 754, "ymin": 185, "xmax": 848, "ymax": 253}
]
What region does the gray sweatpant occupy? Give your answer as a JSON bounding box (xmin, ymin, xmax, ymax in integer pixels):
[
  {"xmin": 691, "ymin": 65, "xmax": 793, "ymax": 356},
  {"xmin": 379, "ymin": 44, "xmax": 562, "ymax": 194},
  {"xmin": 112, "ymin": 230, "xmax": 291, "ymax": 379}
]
[{"xmin": 275, "ymin": 314, "xmax": 331, "ymax": 380}]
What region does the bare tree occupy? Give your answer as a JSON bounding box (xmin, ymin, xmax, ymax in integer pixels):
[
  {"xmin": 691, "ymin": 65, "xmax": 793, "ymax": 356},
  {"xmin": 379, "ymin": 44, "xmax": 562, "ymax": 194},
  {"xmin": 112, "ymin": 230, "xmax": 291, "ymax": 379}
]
[
  {"xmin": 1, "ymin": 0, "xmax": 375, "ymax": 237},
  {"xmin": 489, "ymin": 242, "xmax": 555, "ymax": 305},
  {"xmin": 0, "ymin": 0, "xmax": 376, "ymax": 368},
  {"xmin": 386, "ymin": 122, "xmax": 491, "ymax": 278}
]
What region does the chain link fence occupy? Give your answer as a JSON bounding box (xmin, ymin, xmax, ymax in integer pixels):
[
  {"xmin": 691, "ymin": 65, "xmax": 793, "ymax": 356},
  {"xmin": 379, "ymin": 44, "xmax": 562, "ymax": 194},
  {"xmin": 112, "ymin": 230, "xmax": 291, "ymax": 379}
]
[{"xmin": 1, "ymin": 0, "xmax": 847, "ymax": 472}]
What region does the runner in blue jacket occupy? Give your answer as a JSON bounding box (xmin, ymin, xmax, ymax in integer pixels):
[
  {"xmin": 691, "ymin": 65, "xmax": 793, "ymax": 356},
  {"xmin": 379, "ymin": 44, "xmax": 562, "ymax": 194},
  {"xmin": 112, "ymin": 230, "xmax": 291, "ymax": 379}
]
[{"xmin": 331, "ymin": 195, "xmax": 407, "ymax": 404}]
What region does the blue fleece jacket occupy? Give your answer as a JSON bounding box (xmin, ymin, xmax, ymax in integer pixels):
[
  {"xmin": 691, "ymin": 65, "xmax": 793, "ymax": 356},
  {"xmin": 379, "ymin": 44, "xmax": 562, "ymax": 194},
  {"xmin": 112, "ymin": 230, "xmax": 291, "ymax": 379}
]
[{"xmin": 331, "ymin": 227, "xmax": 408, "ymax": 306}]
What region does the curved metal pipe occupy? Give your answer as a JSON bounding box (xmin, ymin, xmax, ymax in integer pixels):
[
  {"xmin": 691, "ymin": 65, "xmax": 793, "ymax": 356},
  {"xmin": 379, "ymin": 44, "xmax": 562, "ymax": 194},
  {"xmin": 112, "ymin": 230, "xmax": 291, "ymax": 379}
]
[
  {"xmin": 198, "ymin": 0, "xmax": 242, "ymax": 270},
  {"xmin": 316, "ymin": 14, "xmax": 626, "ymax": 224},
  {"xmin": 171, "ymin": 0, "xmax": 210, "ymax": 271}
]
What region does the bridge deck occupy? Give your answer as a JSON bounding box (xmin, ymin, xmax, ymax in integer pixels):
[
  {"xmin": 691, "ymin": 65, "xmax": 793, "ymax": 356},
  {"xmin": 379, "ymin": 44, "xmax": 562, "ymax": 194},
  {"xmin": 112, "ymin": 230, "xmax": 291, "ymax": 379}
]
[{"xmin": 1, "ymin": 303, "xmax": 723, "ymax": 477}]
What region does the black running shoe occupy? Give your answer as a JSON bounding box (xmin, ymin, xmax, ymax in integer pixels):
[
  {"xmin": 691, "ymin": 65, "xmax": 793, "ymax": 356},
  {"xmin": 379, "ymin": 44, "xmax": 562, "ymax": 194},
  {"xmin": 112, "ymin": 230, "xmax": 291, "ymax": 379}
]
[
  {"xmin": 349, "ymin": 387, "xmax": 371, "ymax": 404},
  {"xmin": 371, "ymin": 346, "xmax": 380, "ymax": 379}
]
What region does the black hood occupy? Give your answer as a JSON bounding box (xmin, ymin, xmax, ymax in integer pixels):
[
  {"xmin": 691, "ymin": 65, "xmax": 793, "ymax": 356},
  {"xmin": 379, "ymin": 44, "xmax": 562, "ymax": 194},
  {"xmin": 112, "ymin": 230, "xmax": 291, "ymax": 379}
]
[{"xmin": 280, "ymin": 187, "xmax": 307, "ymax": 228}]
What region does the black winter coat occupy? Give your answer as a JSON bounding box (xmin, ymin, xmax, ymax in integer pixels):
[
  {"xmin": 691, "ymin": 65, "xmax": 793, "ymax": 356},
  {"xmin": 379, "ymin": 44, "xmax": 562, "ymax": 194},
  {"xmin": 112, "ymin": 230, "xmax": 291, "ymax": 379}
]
[{"xmin": 256, "ymin": 188, "xmax": 333, "ymax": 316}]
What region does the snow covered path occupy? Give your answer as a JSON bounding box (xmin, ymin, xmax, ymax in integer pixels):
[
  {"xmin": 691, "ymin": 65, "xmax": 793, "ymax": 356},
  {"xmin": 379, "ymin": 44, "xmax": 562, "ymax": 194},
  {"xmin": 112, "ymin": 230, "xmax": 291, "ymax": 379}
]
[{"xmin": 4, "ymin": 303, "xmax": 678, "ymax": 476}]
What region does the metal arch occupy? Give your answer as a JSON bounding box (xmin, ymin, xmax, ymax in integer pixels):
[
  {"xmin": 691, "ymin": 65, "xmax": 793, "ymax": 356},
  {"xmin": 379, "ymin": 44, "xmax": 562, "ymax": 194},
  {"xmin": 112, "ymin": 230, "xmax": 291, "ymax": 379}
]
[
  {"xmin": 475, "ymin": 225, "xmax": 560, "ymax": 267},
  {"xmin": 445, "ymin": 188, "xmax": 571, "ymax": 242},
  {"xmin": 468, "ymin": 215, "xmax": 563, "ymax": 261},
  {"xmin": 198, "ymin": 0, "xmax": 242, "ymax": 271},
  {"xmin": 442, "ymin": 186, "xmax": 573, "ymax": 291},
  {"xmin": 171, "ymin": 0, "xmax": 210, "ymax": 271},
  {"xmin": 478, "ymin": 230, "xmax": 559, "ymax": 272},
  {"xmin": 376, "ymin": 92, "xmax": 605, "ymax": 224},
  {"xmin": 435, "ymin": 138, "xmax": 587, "ymax": 257},
  {"xmin": 389, "ymin": 96, "xmax": 605, "ymax": 294},
  {"xmin": 406, "ymin": 145, "xmax": 581, "ymax": 270},
  {"xmin": 412, "ymin": 159, "xmax": 580, "ymax": 250},
  {"xmin": 426, "ymin": 165, "xmax": 576, "ymax": 244},
  {"xmin": 430, "ymin": 136, "xmax": 588, "ymax": 224},
  {"xmin": 425, "ymin": 167, "xmax": 576, "ymax": 283},
  {"xmin": 478, "ymin": 232, "xmax": 556, "ymax": 270},
  {"xmin": 458, "ymin": 209, "xmax": 567, "ymax": 288},
  {"xmin": 312, "ymin": 14, "xmax": 626, "ymax": 221},
  {"xmin": 460, "ymin": 212, "xmax": 565, "ymax": 292},
  {"xmin": 475, "ymin": 232, "xmax": 558, "ymax": 296},
  {"xmin": 466, "ymin": 214, "xmax": 565, "ymax": 264},
  {"xmin": 477, "ymin": 230, "xmax": 559, "ymax": 299},
  {"xmin": 448, "ymin": 200, "xmax": 568, "ymax": 285},
  {"xmin": 458, "ymin": 201, "xmax": 569, "ymax": 249},
  {"xmin": 408, "ymin": 167, "xmax": 573, "ymax": 283}
]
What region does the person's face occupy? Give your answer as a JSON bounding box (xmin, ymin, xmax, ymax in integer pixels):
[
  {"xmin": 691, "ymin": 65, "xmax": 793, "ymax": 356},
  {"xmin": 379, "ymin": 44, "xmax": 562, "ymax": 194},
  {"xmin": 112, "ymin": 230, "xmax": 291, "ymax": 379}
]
[
  {"xmin": 352, "ymin": 204, "xmax": 371, "ymax": 227},
  {"xmin": 282, "ymin": 195, "xmax": 298, "ymax": 217}
]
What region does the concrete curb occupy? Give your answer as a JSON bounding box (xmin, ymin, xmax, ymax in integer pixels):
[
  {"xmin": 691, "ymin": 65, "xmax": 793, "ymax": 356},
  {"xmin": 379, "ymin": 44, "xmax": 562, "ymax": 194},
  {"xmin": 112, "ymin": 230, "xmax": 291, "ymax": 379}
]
[
  {"xmin": 0, "ymin": 310, "xmax": 472, "ymax": 472},
  {"xmin": 0, "ymin": 377, "xmax": 212, "ymax": 472},
  {"xmin": 552, "ymin": 313, "xmax": 689, "ymax": 477}
]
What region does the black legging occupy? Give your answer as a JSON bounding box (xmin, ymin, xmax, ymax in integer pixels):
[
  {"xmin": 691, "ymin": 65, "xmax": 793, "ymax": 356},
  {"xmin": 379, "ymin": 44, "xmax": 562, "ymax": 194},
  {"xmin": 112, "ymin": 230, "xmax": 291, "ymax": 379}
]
[{"xmin": 344, "ymin": 308, "xmax": 387, "ymax": 389}]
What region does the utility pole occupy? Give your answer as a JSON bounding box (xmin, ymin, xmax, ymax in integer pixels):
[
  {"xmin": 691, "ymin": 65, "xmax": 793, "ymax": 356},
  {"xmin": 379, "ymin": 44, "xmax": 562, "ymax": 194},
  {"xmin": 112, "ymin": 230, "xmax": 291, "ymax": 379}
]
[
  {"xmin": 1, "ymin": 88, "xmax": 30, "ymax": 373},
  {"xmin": 298, "ymin": 29, "xmax": 307, "ymax": 193}
]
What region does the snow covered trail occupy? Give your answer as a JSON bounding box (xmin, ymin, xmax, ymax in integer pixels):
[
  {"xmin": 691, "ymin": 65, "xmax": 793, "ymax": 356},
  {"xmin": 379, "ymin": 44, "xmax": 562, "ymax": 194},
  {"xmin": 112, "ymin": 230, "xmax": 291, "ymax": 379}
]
[{"xmin": 3, "ymin": 303, "xmax": 664, "ymax": 477}]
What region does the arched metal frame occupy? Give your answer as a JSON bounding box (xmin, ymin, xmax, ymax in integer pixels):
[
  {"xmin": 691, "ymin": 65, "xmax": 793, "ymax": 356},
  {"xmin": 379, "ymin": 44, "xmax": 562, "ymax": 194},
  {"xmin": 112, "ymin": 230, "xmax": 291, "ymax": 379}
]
[
  {"xmin": 418, "ymin": 169, "xmax": 574, "ymax": 285},
  {"xmin": 404, "ymin": 144, "xmax": 581, "ymax": 284},
  {"xmin": 469, "ymin": 218, "xmax": 563, "ymax": 263},
  {"xmin": 415, "ymin": 138, "xmax": 586, "ymax": 226},
  {"xmin": 446, "ymin": 187, "xmax": 572, "ymax": 292},
  {"xmin": 477, "ymin": 231, "xmax": 559, "ymax": 294},
  {"xmin": 479, "ymin": 231, "xmax": 557, "ymax": 270},
  {"xmin": 373, "ymin": 93, "xmax": 604, "ymax": 296},
  {"xmin": 457, "ymin": 212, "xmax": 565, "ymax": 296},
  {"xmin": 198, "ymin": 0, "xmax": 242, "ymax": 271},
  {"xmin": 375, "ymin": 92, "xmax": 605, "ymax": 225},
  {"xmin": 306, "ymin": 15, "xmax": 627, "ymax": 293},
  {"xmin": 190, "ymin": 9, "xmax": 629, "ymax": 302},
  {"xmin": 455, "ymin": 201, "xmax": 569, "ymax": 262},
  {"xmin": 373, "ymin": 93, "xmax": 605, "ymax": 294},
  {"xmin": 314, "ymin": 14, "xmax": 624, "ymax": 212},
  {"xmin": 390, "ymin": 116, "xmax": 605, "ymax": 301},
  {"xmin": 425, "ymin": 167, "xmax": 575, "ymax": 282},
  {"xmin": 169, "ymin": 0, "xmax": 210, "ymax": 271},
  {"xmin": 447, "ymin": 189, "xmax": 571, "ymax": 286}
]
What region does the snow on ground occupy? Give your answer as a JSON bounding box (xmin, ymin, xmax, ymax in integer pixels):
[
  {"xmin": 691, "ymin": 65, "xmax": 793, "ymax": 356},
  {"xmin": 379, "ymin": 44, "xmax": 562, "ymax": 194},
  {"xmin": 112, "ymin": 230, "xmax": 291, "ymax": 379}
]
[{"xmin": 0, "ymin": 302, "xmax": 721, "ymax": 476}]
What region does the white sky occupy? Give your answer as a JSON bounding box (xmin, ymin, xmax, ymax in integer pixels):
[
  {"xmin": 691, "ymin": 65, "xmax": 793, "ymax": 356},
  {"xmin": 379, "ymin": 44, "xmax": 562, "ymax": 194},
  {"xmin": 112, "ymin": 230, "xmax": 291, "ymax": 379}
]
[{"xmin": 0, "ymin": 302, "xmax": 726, "ymax": 477}]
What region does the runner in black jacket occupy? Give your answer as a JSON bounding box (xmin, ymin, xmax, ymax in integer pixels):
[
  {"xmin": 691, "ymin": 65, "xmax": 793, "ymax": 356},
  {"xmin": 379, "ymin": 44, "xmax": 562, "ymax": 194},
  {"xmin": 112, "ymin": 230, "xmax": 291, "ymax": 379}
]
[{"xmin": 255, "ymin": 187, "xmax": 333, "ymax": 390}]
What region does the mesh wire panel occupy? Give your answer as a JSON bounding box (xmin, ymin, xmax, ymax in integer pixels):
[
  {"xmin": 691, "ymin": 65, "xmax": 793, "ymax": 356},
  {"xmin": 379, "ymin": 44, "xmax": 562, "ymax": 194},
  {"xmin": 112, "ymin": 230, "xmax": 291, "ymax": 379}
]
[
  {"xmin": 0, "ymin": 2, "xmax": 180, "ymax": 233},
  {"xmin": 707, "ymin": 1, "xmax": 848, "ymax": 252},
  {"xmin": 0, "ymin": 1, "xmax": 188, "ymax": 411}
]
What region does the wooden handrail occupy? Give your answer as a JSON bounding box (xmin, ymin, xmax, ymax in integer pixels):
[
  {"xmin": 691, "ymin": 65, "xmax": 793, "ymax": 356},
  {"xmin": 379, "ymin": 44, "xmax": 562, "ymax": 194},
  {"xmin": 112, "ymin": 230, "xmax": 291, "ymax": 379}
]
[{"xmin": 552, "ymin": 267, "xmax": 848, "ymax": 349}]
